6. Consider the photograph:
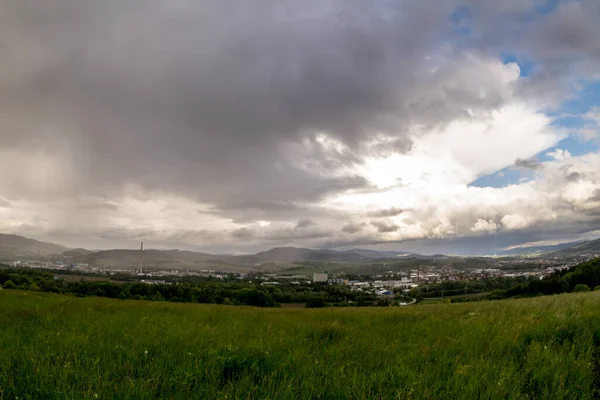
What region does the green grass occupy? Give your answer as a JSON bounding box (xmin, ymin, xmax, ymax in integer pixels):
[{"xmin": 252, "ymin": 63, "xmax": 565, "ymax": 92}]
[{"xmin": 2, "ymin": 290, "xmax": 600, "ymax": 399}]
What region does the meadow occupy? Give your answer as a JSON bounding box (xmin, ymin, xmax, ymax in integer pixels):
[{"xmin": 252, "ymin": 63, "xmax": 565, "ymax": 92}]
[{"xmin": 1, "ymin": 290, "xmax": 600, "ymax": 399}]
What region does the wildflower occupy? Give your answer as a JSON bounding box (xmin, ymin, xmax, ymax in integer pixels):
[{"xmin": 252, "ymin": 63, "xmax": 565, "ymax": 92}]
[{"xmin": 144, "ymin": 350, "xmax": 148, "ymax": 355}]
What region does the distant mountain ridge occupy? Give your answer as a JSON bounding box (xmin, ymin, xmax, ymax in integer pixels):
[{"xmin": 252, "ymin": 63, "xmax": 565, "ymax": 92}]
[
  {"xmin": 0, "ymin": 234, "xmax": 413, "ymax": 271},
  {"xmin": 497, "ymin": 238, "xmax": 600, "ymax": 257},
  {"xmin": 498, "ymin": 241, "xmax": 584, "ymax": 256},
  {"xmin": 0, "ymin": 234, "xmax": 69, "ymax": 260},
  {"xmin": 3, "ymin": 233, "xmax": 600, "ymax": 271},
  {"xmin": 547, "ymin": 238, "xmax": 600, "ymax": 257},
  {"xmin": 65, "ymin": 246, "xmax": 413, "ymax": 271}
]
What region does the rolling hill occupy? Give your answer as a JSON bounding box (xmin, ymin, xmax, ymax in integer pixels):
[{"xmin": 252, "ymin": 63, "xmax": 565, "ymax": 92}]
[
  {"xmin": 494, "ymin": 238, "xmax": 600, "ymax": 258},
  {"xmin": 65, "ymin": 246, "xmax": 413, "ymax": 271},
  {"xmin": 234, "ymin": 247, "xmax": 410, "ymax": 265},
  {"xmin": 4, "ymin": 231, "xmax": 599, "ymax": 271},
  {"xmin": 0, "ymin": 234, "xmax": 415, "ymax": 270},
  {"xmin": 548, "ymin": 238, "xmax": 600, "ymax": 257},
  {"xmin": 497, "ymin": 241, "xmax": 584, "ymax": 256},
  {"xmin": 0, "ymin": 234, "xmax": 69, "ymax": 261}
]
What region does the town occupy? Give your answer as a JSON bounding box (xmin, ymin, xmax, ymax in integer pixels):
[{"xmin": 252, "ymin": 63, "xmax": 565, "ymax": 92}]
[{"xmin": 4, "ymin": 254, "xmax": 584, "ymax": 302}]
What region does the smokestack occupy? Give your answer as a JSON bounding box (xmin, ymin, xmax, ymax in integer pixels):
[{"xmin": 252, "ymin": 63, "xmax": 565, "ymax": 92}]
[{"xmin": 140, "ymin": 241, "xmax": 144, "ymax": 274}]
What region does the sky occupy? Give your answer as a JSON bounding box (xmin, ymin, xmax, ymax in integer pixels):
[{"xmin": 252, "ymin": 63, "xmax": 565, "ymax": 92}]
[{"xmin": 1, "ymin": 0, "xmax": 600, "ymax": 255}]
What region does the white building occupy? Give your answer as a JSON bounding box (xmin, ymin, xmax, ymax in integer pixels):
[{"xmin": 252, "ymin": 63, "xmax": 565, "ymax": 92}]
[{"xmin": 312, "ymin": 272, "xmax": 328, "ymax": 283}]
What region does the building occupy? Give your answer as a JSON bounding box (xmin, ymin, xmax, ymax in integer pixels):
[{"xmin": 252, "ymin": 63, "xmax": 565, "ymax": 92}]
[
  {"xmin": 328, "ymin": 278, "xmax": 349, "ymax": 285},
  {"xmin": 312, "ymin": 272, "xmax": 328, "ymax": 283}
]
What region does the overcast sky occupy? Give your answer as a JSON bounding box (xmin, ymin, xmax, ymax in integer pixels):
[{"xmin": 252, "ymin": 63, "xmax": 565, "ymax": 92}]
[{"xmin": 1, "ymin": 0, "xmax": 600, "ymax": 255}]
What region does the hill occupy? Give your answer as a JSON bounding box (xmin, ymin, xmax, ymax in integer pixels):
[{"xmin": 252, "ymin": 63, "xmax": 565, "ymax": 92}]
[
  {"xmin": 59, "ymin": 245, "xmax": 415, "ymax": 271},
  {"xmin": 1, "ymin": 290, "xmax": 598, "ymax": 398},
  {"xmin": 491, "ymin": 237, "xmax": 600, "ymax": 258},
  {"xmin": 0, "ymin": 234, "xmax": 413, "ymax": 270},
  {"xmin": 0, "ymin": 233, "xmax": 69, "ymax": 260},
  {"xmin": 234, "ymin": 247, "xmax": 410, "ymax": 265},
  {"xmin": 497, "ymin": 241, "xmax": 583, "ymax": 256},
  {"xmin": 548, "ymin": 237, "xmax": 600, "ymax": 258},
  {"xmin": 61, "ymin": 248, "xmax": 95, "ymax": 258},
  {"xmin": 9, "ymin": 231, "xmax": 600, "ymax": 272},
  {"xmin": 70, "ymin": 248, "xmax": 217, "ymax": 269}
]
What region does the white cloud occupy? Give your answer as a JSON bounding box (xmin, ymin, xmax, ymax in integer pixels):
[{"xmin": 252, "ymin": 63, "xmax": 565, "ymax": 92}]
[
  {"xmin": 472, "ymin": 219, "xmax": 498, "ymax": 232},
  {"xmin": 500, "ymin": 214, "xmax": 532, "ymax": 230},
  {"xmin": 546, "ymin": 148, "xmax": 572, "ymax": 160}
]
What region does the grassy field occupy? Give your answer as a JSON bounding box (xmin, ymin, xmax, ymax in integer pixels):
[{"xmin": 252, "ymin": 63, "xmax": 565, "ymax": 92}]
[{"xmin": 1, "ymin": 291, "xmax": 600, "ymax": 399}]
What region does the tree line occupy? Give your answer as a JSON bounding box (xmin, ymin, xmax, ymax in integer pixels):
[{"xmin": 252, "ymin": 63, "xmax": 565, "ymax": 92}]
[
  {"xmin": 0, "ymin": 266, "xmax": 378, "ymax": 307},
  {"xmin": 483, "ymin": 258, "xmax": 600, "ymax": 300},
  {"xmin": 409, "ymin": 276, "xmax": 532, "ymax": 299}
]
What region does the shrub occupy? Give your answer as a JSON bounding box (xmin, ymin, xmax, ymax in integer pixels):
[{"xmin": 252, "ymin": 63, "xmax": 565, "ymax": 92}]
[
  {"xmin": 2, "ymin": 280, "xmax": 16, "ymax": 290},
  {"xmin": 305, "ymin": 298, "xmax": 328, "ymax": 308},
  {"xmin": 375, "ymin": 299, "xmax": 392, "ymax": 307},
  {"xmin": 235, "ymin": 288, "xmax": 279, "ymax": 308},
  {"xmin": 573, "ymin": 284, "xmax": 591, "ymax": 292},
  {"xmin": 29, "ymin": 284, "xmax": 41, "ymax": 292}
]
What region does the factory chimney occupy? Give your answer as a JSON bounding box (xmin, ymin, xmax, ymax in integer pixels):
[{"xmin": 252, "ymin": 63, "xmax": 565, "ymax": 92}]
[{"xmin": 140, "ymin": 241, "xmax": 144, "ymax": 274}]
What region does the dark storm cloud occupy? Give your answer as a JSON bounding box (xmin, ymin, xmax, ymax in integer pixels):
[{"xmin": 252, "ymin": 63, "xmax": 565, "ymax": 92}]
[
  {"xmin": 205, "ymin": 198, "xmax": 347, "ymax": 224},
  {"xmin": 341, "ymin": 222, "xmax": 366, "ymax": 234},
  {"xmin": 460, "ymin": 0, "xmax": 600, "ymax": 105},
  {"xmin": 527, "ymin": 1, "xmax": 600, "ymax": 64},
  {"xmin": 367, "ymin": 207, "xmax": 406, "ymax": 218},
  {"xmin": 0, "ymin": 0, "xmax": 513, "ymax": 214},
  {"xmin": 230, "ymin": 227, "xmax": 256, "ymax": 240},
  {"xmin": 515, "ymin": 157, "xmax": 542, "ymax": 170},
  {"xmin": 315, "ymin": 235, "xmax": 391, "ymax": 249},
  {"xmin": 305, "ymin": 176, "xmax": 374, "ymax": 201},
  {"xmin": 40, "ymin": 226, "xmax": 155, "ymax": 240},
  {"xmin": 263, "ymin": 227, "xmax": 333, "ymax": 242},
  {"xmin": 590, "ymin": 189, "xmax": 600, "ymax": 202},
  {"xmin": 75, "ymin": 202, "xmax": 120, "ymax": 212},
  {"xmin": 166, "ymin": 229, "xmax": 224, "ymax": 243},
  {"xmin": 565, "ymin": 172, "xmax": 582, "ymax": 182},
  {"xmin": 371, "ymin": 220, "xmax": 400, "ymax": 233},
  {"xmin": 295, "ymin": 219, "xmax": 316, "ymax": 229}
]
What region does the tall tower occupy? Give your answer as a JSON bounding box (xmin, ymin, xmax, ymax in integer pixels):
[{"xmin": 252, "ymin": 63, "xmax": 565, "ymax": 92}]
[{"xmin": 140, "ymin": 241, "xmax": 144, "ymax": 274}]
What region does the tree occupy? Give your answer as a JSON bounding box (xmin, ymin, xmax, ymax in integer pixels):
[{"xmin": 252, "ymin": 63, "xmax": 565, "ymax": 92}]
[
  {"xmin": 376, "ymin": 298, "xmax": 392, "ymax": 307},
  {"xmin": 573, "ymin": 284, "xmax": 591, "ymax": 292},
  {"xmin": 235, "ymin": 288, "xmax": 278, "ymax": 308},
  {"xmin": 305, "ymin": 298, "xmax": 328, "ymax": 308},
  {"xmin": 29, "ymin": 283, "xmax": 41, "ymax": 292},
  {"xmin": 3, "ymin": 280, "xmax": 16, "ymax": 290}
]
